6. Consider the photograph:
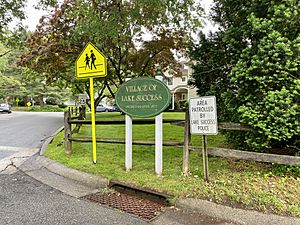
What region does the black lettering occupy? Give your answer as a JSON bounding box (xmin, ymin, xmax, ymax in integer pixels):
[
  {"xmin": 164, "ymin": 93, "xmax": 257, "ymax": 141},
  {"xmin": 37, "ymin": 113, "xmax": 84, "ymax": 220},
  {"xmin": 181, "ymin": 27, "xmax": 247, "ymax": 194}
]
[{"xmin": 198, "ymin": 126, "xmax": 209, "ymax": 131}]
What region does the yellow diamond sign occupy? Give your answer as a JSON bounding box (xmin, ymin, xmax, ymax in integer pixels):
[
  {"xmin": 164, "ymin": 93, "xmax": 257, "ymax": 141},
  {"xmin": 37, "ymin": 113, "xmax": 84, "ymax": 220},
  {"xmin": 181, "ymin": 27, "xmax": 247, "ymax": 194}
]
[{"xmin": 75, "ymin": 42, "xmax": 107, "ymax": 79}]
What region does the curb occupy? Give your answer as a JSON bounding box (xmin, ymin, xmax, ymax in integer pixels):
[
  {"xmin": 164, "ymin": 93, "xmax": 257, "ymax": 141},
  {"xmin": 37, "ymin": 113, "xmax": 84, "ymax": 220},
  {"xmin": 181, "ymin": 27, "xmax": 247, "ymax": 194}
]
[
  {"xmin": 42, "ymin": 156, "xmax": 108, "ymax": 189},
  {"xmin": 40, "ymin": 125, "xmax": 64, "ymax": 156},
  {"xmin": 36, "ymin": 126, "xmax": 172, "ymax": 204},
  {"xmin": 38, "ymin": 126, "xmax": 108, "ymax": 189},
  {"xmin": 176, "ymin": 198, "xmax": 300, "ymax": 225}
]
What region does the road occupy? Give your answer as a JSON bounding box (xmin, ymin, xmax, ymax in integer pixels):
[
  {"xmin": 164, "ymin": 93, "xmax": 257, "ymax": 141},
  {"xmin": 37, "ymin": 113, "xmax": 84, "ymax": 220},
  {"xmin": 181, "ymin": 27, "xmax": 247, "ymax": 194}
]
[
  {"xmin": 0, "ymin": 111, "xmax": 63, "ymax": 149},
  {"xmin": 0, "ymin": 111, "xmax": 150, "ymax": 225},
  {"xmin": 0, "ymin": 111, "xmax": 64, "ymax": 162},
  {"xmin": 0, "ymin": 171, "xmax": 150, "ymax": 225}
]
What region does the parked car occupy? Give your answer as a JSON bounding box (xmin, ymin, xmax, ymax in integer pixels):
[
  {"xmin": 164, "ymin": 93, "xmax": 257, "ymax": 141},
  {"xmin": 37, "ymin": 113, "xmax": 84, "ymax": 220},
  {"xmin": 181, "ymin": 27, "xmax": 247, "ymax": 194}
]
[
  {"xmin": 0, "ymin": 103, "xmax": 12, "ymax": 113},
  {"xmin": 96, "ymin": 103, "xmax": 114, "ymax": 112},
  {"xmin": 111, "ymin": 104, "xmax": 121, "ymax": 112}
]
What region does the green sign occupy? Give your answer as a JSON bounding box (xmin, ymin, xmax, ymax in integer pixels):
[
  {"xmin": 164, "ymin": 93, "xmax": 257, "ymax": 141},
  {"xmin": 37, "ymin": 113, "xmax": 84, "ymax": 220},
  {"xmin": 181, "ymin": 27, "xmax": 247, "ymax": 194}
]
[{"xmin": 115, "ymin": 77, "xmax": 171, "ymax": 118}]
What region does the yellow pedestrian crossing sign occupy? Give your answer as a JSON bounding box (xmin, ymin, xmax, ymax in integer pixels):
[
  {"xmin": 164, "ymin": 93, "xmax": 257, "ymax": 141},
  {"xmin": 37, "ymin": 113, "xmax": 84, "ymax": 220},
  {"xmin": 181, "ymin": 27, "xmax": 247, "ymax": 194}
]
[{"xmin": 75, "ymin": 42, "xmax": 107, "ymax": 79}]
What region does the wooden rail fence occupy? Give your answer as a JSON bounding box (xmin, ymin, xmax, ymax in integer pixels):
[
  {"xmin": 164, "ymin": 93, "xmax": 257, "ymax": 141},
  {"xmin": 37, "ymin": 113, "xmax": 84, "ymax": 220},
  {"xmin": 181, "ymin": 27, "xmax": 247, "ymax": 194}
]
[{"xmin": 64, "ymin": 109, "xmax": 300, "ymax": 167}]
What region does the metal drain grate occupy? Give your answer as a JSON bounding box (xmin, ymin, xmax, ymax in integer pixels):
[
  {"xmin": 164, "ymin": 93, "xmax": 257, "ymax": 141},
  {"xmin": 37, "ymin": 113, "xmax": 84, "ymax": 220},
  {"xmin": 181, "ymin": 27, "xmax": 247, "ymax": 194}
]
[{"xmin": 81, "ymin": 191, "xmax": 164, "ymax": 220}]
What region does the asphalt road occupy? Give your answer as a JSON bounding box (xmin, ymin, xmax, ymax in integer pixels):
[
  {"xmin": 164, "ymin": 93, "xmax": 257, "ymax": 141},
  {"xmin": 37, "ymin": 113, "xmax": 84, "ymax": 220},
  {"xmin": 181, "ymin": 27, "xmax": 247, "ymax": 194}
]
[
  {"xmin": 0, "ymin": 111, "xmax": 63, "ymax": 149},
  {"xmin": 0, "ymin": 111, "xmax": 150, "ymax": 225},
  {"xmin": 0, "ymin": 171, "xmax": 149, "ymax": 225}
]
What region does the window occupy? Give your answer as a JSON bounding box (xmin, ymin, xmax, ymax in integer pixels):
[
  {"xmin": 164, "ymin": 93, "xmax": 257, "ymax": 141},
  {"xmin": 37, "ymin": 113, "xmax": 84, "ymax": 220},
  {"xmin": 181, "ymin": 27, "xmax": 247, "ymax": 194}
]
[
  {"xmin": 163, "ymin": 77, "xmax": 173, "ymax": 86},
  {"xmin": 166, "ymin": 78, "xmax": 173, "ymax": 85},
  {"xmin": 181, "ymin": 76, "xmax": 187, "ymax": 83}
]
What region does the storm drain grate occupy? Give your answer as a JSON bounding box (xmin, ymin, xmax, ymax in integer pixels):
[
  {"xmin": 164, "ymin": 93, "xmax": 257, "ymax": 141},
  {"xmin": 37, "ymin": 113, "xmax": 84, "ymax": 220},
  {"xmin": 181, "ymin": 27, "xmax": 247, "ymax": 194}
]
[{"xmin": 81, "ymin": 191, "xmax": 164, "ymax": 220}]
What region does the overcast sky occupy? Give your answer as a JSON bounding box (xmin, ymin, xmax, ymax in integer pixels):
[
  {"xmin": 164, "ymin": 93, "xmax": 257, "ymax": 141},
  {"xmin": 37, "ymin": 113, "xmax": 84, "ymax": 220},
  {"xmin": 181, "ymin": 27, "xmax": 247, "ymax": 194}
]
[
  {"xmin": 22, "ymin": 0, "xmax": 216, "ymax": 33},
  {"xmin": 23, "ymin": 0, "xmax": 48, "ymax": 31}
]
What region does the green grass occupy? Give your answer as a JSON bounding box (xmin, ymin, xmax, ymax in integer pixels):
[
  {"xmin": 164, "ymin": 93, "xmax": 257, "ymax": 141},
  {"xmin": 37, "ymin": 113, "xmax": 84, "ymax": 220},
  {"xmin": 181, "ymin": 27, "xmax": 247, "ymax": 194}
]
[
  {"xmin": 84, "ymin": 112, "xmax": 231, "ymax": 148},
  {"xmin": 45, "ymin": 112, "xmax": 300, "ymax": 217}
]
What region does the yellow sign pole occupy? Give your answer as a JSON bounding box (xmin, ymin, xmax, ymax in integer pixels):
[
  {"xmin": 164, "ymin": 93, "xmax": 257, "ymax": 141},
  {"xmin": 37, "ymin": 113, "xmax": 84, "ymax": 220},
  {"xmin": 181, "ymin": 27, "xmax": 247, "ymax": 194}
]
[
  {"xmin": 76, "ymin": 42, "xmax": 107, "ymax": 164},
  {"xmin": 89, "ymin": 77, "xmax": 97, "ymax": 164}
]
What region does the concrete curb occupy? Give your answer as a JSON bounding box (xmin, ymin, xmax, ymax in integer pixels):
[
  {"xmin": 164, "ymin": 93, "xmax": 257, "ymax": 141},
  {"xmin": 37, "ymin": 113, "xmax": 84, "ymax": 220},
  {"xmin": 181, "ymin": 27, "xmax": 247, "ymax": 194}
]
[
  {"xmin": 38, "ymin": 126, "xmax": 108, "ymax": 190},
  {"xmin": 42, "ymin": 156, "xmax": 108, "ymax": 189},
  {"xmin": 176, "ymin": 198, "xmax": 300, "ymax": 225},
  {"xmin": 40, "ymin": 125, "xmax": 64, "ymax": 155}
]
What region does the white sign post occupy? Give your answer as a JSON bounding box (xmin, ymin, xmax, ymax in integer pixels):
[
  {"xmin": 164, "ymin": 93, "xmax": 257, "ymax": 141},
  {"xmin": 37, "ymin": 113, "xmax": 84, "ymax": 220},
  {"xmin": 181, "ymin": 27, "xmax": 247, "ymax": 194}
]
[
  {"xmin": 124, "ymin": 77, "xmax": 132, "ymax": 172},
  {"xmin": 189, "ymin": 96, "xmax": 218, "ymax": 182},
  {"xmin": 155, "ymin": 73, "xmax": 163, "ymax": 176},
  {"xmin": 125, "ymin": 114, "xmax": 132, "ymax": 171}
]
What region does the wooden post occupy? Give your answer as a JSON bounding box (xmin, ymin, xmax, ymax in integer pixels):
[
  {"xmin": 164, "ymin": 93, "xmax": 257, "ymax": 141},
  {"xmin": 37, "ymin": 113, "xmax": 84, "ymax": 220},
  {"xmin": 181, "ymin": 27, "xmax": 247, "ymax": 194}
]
[
  {"xmin": 64, "ymin": 110, "xmax": 72, "ymax": 154},
  {"xmin": 72, "ymin": 106, "xmax": 86, "ymax": 134},
  {"xmin": 81, "ymin": 106, "xmax": 86, "ymax": 119},
  {"xmin": 202, "ymin": 135, "xmax": 209, "ymax": 182},
  {"xmin": 182, "ymin": 109, "xmax": 190, "ymax": 176}
]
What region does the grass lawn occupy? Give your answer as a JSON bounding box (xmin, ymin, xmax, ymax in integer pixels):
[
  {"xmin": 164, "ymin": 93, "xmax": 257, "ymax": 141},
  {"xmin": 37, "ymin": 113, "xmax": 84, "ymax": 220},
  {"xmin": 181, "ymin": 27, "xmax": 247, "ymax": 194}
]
[{"xmin": 45, "ymin": 112, "xmax": 300, "ymax": 217}]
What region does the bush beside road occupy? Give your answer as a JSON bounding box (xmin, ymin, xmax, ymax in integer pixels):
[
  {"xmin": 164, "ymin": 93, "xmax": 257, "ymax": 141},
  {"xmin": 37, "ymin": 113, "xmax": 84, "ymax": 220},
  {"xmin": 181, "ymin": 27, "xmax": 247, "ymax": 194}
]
[{"xmin": 12, "ymin": 105, "xmax": 66, "ymax": 112}]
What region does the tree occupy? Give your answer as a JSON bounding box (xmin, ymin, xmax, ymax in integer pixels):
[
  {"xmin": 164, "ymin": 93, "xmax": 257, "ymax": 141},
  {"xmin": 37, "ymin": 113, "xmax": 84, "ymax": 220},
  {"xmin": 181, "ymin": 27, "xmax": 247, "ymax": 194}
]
[
  {"xmin": 0, "ymin": 0, "xmax": 25, "ymax": 32},
  {"xmin": 0, "ymin": 0, "xmax": 25, "ymax": 48},
  {"xmin": 190, "ymin": 0, "xmax": 300, "ymax": 152},
  {"xmin": 0, "ymin": 0, "xmax": 57, "ymax": 48},
  {"xmin": 0, "ymin": 43, "xmax": 68, "ymax": 105},
  {"xmin": 0, "ymin": 44, "xmax": 23, "ymax": 101},
  {"xmin": 19, "ymin": 0, "xmax": 203, "ymax": 108},
  {"xmin": 189, "ymin": 31, "xmax": 234, "ymax": 121}
]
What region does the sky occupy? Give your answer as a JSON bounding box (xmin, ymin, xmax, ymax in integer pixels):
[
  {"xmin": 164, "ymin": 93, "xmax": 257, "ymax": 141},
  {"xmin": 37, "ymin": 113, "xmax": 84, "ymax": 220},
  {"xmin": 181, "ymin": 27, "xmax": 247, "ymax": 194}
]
[
  {"xmin": 9, "ymin": 0, "xmax": 48, "ymax": 31},
  {"xmin": 201, "ymin": 0, "xmax": 218, "ymax": 34},
  {"xmin": 22, "ymin": 0, "xmax": 217, "ymax": 33},
  {"xmin": 23, "ymin": 0, "xmax": 49, "ymax": 31}
]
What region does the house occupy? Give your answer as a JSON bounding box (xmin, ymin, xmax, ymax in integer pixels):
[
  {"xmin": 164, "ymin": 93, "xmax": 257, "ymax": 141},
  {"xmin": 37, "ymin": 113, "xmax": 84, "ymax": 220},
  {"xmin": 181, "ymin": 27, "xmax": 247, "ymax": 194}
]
[{"xmin": 162, "ymin": 62, "xmax": 198, "ymax": 110}]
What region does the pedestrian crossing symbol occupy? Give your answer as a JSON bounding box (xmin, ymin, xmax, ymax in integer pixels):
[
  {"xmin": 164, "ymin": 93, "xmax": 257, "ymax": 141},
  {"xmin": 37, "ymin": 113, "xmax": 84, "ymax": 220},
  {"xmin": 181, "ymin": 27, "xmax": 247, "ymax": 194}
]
[{"xmin": 75, "ymin": 42, "xmax": 107, "ymax": 79}]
